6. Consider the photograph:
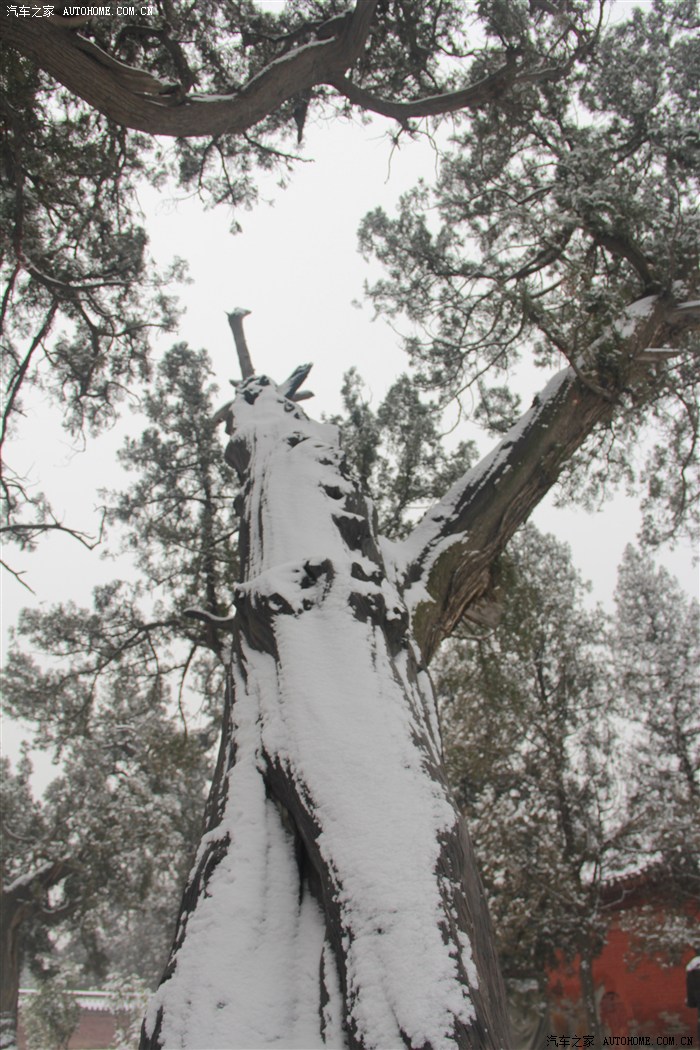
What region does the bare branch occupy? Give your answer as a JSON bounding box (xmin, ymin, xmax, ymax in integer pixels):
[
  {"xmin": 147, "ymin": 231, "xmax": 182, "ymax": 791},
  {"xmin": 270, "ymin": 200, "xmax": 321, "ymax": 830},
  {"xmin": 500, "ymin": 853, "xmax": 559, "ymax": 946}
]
[
  {"xmin": 0, "ymin": 516, "xmax": 104, "ymax": 549},
  {"xmin": 0, "ymin": 558, "xmax": 36, "ymax": 594},
  {"xmin": 1, "ymin": 303, "xmax": 58, "ymax": 451},
  {"xmin": 586, "ymin": 227, "xmax": 658, "ymax": 292},
  {"xmin": 0, "ymin": 509, "xmax": 106, "ymax": 588},
  {"xmin": 329, "ymin": 43, "xmax": 594, "ymax": 124},
  {"xmin": 226, "ymin": 308, "xmax": 254, "ymax": 379}
]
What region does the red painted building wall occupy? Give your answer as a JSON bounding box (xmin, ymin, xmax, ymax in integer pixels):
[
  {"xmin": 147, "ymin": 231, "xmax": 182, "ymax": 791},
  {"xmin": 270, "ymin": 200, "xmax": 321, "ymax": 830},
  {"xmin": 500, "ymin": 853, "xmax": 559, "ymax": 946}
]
[
  {"xmin": 549, "ymin": 925, "xmax": 696, "ymax": 1039},
  {"xmin": 17, "ymin": 991, "xmax": 132, "ymax": 1050},
  {"xmin": 547, "ymin": 876, "xmax": 698, "ymax": 1042}
]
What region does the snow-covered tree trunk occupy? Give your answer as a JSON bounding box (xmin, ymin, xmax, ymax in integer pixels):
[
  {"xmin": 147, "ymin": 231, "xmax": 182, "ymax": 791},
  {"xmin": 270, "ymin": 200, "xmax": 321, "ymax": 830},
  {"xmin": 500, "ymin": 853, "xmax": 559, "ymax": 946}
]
[
  {"xmin": 141, "ymin": 293, "xmax": 696, "ymax": 1049},
  {"xmin": 141, "ymin": 371, "xmax": 508, "ymax": 1049}
]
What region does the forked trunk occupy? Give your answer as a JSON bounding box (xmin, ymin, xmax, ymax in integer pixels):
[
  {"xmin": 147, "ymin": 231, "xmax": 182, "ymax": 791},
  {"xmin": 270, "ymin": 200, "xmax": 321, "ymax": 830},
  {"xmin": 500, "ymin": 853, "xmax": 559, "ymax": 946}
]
[{"xmin": 142, "ymin": 291, "xmax": 693, "ymax": 1048}]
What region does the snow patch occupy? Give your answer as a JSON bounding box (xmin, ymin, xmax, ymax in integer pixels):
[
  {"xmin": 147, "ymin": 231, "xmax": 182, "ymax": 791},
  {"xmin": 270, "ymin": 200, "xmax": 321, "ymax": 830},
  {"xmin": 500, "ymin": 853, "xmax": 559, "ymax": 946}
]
[{"xmin": 397, "ymin": 366, "xmax": 573, "ymax": 616}]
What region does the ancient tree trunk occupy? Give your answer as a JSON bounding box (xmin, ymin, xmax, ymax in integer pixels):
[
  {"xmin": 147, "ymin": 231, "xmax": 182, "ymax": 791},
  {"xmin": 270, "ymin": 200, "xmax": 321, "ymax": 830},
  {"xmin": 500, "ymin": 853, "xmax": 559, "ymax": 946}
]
[
  {"xmin": 142, "ymin": 292, "xmax": 696, "ymax": 1049},
  {"xmin": 141, "ymin": 371, "xmax": 509, "ymax": 1049}
]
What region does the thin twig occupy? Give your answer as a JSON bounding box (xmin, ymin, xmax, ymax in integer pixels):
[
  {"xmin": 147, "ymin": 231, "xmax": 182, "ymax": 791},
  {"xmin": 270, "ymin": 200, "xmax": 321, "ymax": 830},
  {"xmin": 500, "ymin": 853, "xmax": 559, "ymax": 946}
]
[
  {"xmin": 0, "ymin": 558, "xmax": 36, "ymax": 593},
  {"xmin": 1, "ymin": 302, "xmax": 58, "ymax": 450}
]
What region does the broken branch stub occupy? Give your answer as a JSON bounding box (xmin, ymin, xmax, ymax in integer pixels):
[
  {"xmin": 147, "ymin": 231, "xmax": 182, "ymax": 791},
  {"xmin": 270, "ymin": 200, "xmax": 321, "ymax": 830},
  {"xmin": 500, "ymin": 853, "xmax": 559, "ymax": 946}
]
[
  {"xmin": 227, "ymin": 307, "xmax": 255, "ymax": 380},
  {"xmin": 280, "ymin": 362, "xmax": 314, "ymax": 402},
  {"xmin": 225, "ymin": 310, "xmax": 314, "ymax": 401},
  {"xmin": 214, "ymin": 314, "xmax": 315, "ymax": 437}
]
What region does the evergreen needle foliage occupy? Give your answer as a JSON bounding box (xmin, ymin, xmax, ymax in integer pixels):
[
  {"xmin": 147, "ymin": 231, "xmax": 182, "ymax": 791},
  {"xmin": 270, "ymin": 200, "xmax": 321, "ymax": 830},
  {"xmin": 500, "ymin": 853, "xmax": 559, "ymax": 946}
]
[
  {"xmin": 437, "ymin": 527, "xmax": 699, "ymax": 1035},
  {"xmin": 2, "ymin": 2, "xmax": 699, "ymax": 1046}
]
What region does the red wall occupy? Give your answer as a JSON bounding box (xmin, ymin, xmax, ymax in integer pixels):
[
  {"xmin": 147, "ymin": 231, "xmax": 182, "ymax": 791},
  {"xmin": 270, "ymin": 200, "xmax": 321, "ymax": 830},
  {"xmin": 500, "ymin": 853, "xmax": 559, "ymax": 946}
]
[
  {"xmin": 548, "ymin": 916, "xmax": 697, "ymax": 1039},
  {"xmin": 17, "ymin": 1003, "xmax": 124, "ymax": 1050}
]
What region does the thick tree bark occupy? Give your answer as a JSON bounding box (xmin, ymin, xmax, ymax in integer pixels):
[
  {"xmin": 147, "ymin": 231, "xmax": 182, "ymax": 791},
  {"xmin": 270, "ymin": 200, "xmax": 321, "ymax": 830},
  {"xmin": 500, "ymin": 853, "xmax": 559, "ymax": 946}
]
[
  {"xmin": 141, "ymin": 374, "xmax": 509, "ymax": 1049},
  {"xmin": 3, "ymin": 0, "xmax": 592, "ymax": 139},
  {"xmin": 397, "ymin": 294, "xmax": 700, "ymax": 662},
  {"xmin": 142, "ymin": 292, "xmax": 697, "ymax": 1049},
  {"xmin": 1, "ymin": 3, "xmax": 377, "ymax": 137},
  {"xmin": 0, "ymin": 899, "xmax": 23, "ymax": 1050}
]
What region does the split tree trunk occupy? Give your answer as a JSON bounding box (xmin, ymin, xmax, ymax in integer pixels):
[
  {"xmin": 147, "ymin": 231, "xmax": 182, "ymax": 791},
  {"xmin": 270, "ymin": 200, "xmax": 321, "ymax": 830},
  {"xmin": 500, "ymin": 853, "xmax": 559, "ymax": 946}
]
[
  {"xmin": 141, "ymin": 292, "xmax": 695, "ymax": 1049},
  {"xmin": 141, "ymin": 373, "xmax": 509, "ymax": 1049}
]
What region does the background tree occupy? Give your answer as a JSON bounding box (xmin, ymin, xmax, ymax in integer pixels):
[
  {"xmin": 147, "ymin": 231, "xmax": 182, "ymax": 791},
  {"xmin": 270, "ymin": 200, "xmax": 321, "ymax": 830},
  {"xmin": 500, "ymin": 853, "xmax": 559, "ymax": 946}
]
[
  {"xmin": 330, "ymin": 368, "xmax": 478, "ymax": 539},
  {"xmin": 1, "ymin": 751, "xmax": 73, "ymax": 1050},
  {"xmin": 4, "ymin": 343, "xmax": 238, "ymax": 733},
  {"xmin": 436, "ymin": 530, "xmax": 699, "ymax": 1042},
  {"xmin": 18, "ymin": 971, "xmax": 79, "ymax": 1050},
  {"xmin": 2, "ymin": 2, "xmax": 700, "ymax": 1048},
  {"xmin": 0, "ymin": 680, "xmax": 207, "ymax": 1050},
  {"xmin": 107, "ymin": 341, "xmax": 241, "ymax": 669},
  {"xmin": 437, "ymin": 527, "xmax": 627, "ymax": 1046},
  {"xmin": 1, "ymin": 343, "xmax": 233, "ymax": 1049},
  {"xmin": 612, "ymin": 545, "xmax": 700, "ymax": 959}
]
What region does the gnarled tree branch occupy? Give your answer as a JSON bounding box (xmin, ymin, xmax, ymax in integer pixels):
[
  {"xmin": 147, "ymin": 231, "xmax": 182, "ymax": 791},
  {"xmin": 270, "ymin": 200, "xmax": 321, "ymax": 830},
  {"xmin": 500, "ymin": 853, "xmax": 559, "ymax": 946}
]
[
  {"xmin": 329, "ymin": 58, "xmax": 519, "ymax": 122},
  {"xmin": 397, "ymin": 294, "xmax": 700, "ymax": 663},
  {"xmin": 3, "ymin": 2, "xmax": 598, "ymax": 139},
  {"xmin": 2, "ymin": 1, "xmax": 378, "ymax": 137}
]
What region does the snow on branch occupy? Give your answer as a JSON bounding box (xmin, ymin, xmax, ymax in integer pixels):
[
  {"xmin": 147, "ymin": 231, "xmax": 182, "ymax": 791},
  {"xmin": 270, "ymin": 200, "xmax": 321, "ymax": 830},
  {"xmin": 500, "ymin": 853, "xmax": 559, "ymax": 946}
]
[
  {"xmin": 5, "ymin": 0, "xmax": 600, "ymax": 140},
  {"xmin": 3, "ymin": 858, "xmax": 74, "ymax": 901},
  {"xmin": 397, "ymin": 293, "xmax": 700, "ymax": 663},
  {"xmin": 279, "ymin": 362, "xmax": 314, "ymax": 402},
  {"xmin": 3, "ymin": 2, "xmax": 378, "ymax": 138},
  {"xmin": 395, "ymin": 365, "xmax": 591, "ymax": 662}
]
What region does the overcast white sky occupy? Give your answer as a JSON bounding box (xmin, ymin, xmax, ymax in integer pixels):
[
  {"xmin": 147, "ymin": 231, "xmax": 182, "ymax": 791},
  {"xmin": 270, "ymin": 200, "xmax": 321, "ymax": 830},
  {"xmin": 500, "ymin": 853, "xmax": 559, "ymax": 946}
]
[{"xmin": 2, "ymin": 1, "xmax": 698, "ymax": 783}]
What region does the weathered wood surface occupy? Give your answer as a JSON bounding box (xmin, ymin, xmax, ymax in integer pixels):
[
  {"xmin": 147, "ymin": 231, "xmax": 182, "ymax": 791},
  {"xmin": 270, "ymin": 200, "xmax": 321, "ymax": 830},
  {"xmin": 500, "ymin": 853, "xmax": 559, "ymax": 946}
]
[
  {"xmin": 141, "ymin": 290, "xmax": 697, "ymax": 1048},
  {"xmin": 142, "ymin": 373, "xmax": 509, "ymax": 1049}
]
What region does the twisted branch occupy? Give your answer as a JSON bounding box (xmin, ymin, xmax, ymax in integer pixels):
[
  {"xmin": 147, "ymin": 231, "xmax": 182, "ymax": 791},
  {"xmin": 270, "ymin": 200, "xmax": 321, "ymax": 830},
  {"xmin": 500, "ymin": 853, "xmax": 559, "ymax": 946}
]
[{"xmin": 2, "ymin": 1, "xmax": 378, "ymax": 137}]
